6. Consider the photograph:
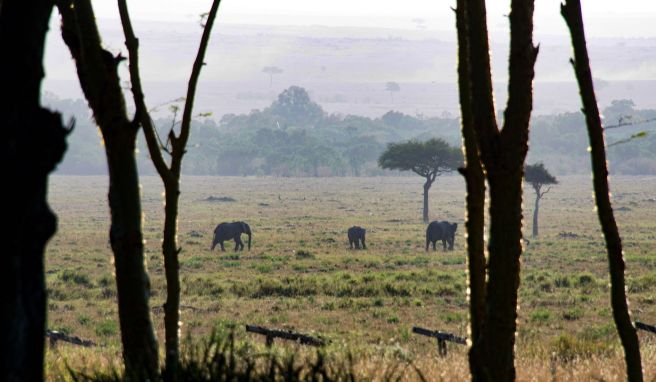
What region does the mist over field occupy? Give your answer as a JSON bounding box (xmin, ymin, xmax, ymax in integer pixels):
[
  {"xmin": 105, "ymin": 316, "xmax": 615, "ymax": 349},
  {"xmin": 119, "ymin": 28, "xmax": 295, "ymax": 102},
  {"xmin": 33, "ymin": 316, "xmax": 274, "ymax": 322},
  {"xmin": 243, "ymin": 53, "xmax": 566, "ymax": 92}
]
[{"xmin": 45, "ymin": 21, "xmax": 656, "ymax": 118}]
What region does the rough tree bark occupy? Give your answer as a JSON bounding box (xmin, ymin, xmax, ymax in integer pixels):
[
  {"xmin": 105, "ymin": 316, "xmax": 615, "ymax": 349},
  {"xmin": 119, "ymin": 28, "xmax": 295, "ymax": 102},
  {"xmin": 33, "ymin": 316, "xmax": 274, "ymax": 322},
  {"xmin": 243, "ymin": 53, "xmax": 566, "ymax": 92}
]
[
  {"xmin": 454, "ymin": 0, "xmax": 487, "ymax": 379},
  {"xmin": 562, "ymin": 1, "xmax": 643, "ymax": 380},
  {"xmin": 56, "ymin": 0, "xmax": 159, "ymax": 379},
  {"xmin": 0, "ymin": 1, "xmax": 69, "ymax": 380},
  {"xmin": 117, "ymin": 0, "xmax": 222, "ymax": 378},
  {"xmin": 459, "ymin": 0, "xmax": 538, "ymax": 380}
]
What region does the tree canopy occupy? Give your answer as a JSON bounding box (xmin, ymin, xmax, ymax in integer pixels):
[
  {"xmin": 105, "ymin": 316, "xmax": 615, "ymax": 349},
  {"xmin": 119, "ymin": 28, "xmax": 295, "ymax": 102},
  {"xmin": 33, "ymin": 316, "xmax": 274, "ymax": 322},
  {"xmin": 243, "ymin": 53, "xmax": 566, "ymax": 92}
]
[
  {"xmin": 525, "ymin": 162, "xmax": 558, "ymax": 189},
  {"xmin": 378, "ymin": 138, "xmax": 461, "ymax": 179},
  {"xmin": 269, "ymin": 86, "xmax": 324, "ymax": 126},
  {"xmin": 385, "ymin": 81, "xmax": 400, "ymax": 93}
]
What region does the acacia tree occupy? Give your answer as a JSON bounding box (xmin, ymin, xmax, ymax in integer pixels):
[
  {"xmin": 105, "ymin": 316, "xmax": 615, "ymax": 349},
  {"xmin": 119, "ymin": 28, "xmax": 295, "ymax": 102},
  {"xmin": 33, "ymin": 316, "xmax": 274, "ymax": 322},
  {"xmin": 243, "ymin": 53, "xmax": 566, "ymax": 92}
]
[
  {"xmin": 378, "ymin": 139, "xmax": 461, "ymax": 223},
  {"xmin": 0, "ymin": 1, "xmax": 69, "ymax": 380},
  {"xmin": 56, "ymin": 0, "xmax": 159, "ymax": 378},
  {"xmin": 455, "ymin": 0, "xmax": 538, "ymax": 379},
  {"xmin": 262, "ymin": 66, "xmax": 283, "ymax": 87},
  {"xmin": 524, "ymin": 163, "xmax": 557, "ymax": 237},
  {"xmin": 117, "ymin": 0, "xmax": 222, "ymax": 379},
  {"xmin": 385, "ymin": 81, "xmax": 401, "ymax": 102},
  {"xmin": 562, "ymin": 1, "xmax": 643, "ymax": 380}
]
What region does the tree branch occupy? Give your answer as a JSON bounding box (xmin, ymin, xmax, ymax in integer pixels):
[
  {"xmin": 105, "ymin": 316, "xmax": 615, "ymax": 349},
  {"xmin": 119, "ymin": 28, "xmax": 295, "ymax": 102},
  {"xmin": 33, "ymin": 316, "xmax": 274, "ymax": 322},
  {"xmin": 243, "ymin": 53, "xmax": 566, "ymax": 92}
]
[
  {"xmin": 117, "ymin": 0, "xmax": 173, "ymax": 183},
  {"xmin": 171, "ymin": 0, "xmax": 222, "ymax": 176},
  {"xmin": 465, "ymin": 0, "xmax": 500, "ymax": 165},
  {"xmin": 500, "ymin": 0, "xmax": 539, "ymax": 151}
]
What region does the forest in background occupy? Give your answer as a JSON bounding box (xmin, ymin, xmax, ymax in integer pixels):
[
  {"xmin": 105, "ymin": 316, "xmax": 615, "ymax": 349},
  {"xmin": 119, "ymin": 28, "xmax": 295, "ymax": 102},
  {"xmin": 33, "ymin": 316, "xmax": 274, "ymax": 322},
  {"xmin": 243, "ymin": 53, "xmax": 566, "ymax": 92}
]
[{"xmin": 47, "ymin": 87, "xmax": 656, "ymax": 177}]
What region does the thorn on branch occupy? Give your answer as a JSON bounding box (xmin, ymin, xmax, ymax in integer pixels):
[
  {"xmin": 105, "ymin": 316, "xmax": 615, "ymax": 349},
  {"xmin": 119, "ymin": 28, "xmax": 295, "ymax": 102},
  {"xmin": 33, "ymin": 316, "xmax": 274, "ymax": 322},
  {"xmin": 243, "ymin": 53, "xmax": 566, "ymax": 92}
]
[
  {"xmin": 532, "ymin": 44, "xmax": 540, "ymax": 63},
  {"xmin": 115, "ymin": 52, "xmax": 127, "ymax": 64}
]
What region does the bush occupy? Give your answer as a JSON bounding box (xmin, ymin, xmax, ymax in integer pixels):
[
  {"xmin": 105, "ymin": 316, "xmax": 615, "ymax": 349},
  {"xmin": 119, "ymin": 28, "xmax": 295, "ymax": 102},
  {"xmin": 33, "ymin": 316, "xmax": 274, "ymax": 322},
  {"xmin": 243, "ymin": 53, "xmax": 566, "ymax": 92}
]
[
  {"xmin": 95, "ymin": 320, "xmax": 118, "ymax": 337},
  {"xmin": 59, "ymin": 269, "xmax": 92, "ymax": 287},
  {"xmin": 295, "ymin": 249, "xmax": 315, "ymax": 259}
]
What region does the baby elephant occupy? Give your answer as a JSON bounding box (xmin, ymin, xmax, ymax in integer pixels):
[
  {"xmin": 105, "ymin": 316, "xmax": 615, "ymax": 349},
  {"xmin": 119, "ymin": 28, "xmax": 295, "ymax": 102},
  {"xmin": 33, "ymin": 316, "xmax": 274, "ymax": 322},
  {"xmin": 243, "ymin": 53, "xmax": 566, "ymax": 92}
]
[
  {"xmin": 426, "ymin": 221, "xmax": 458, "ymax": 251},
  {"xmin": 348, "ymin": 226, "xmax": 367, "ymax": 249},
  {"xmin": 211, "ymin": 221, "xmax": 252, "ymax": 252}
]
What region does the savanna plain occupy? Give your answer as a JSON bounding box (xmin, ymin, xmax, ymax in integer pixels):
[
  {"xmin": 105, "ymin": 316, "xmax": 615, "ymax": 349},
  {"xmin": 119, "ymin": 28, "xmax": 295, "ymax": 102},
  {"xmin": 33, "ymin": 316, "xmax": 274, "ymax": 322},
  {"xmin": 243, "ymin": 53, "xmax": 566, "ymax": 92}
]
[{"xmin": 45, "ymin": 175, "xmax": 656, "ymax": 380}]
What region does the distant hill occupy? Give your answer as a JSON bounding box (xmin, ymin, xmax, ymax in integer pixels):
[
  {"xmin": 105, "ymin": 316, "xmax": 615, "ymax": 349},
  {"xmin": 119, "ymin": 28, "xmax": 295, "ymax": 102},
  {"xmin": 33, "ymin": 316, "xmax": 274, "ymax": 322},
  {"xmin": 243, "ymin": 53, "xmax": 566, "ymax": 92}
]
[{"xmin": 44, "ymin": 22, "xmax": 656, "ymax": 120}]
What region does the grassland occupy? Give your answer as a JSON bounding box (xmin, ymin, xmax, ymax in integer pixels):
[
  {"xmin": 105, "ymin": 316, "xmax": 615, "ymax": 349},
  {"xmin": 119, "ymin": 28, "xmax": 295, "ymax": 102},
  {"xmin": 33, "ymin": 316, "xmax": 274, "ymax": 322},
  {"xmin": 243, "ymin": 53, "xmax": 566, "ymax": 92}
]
[{"xmin": 45, "ymin": 175, "xmax": 656, "ymax": 380}]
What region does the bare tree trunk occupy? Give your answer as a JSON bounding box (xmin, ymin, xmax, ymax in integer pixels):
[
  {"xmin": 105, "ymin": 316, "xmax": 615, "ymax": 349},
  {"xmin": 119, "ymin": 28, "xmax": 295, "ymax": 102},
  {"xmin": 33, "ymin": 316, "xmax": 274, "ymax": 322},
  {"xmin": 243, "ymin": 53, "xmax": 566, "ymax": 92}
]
[
  {"xmin": 461, "ymin": 0, "xmax": 538, "ymax": 380},
  {"xmin": 532, "ymin": 193, "xmax": 540, "ymax": 238},
  {"xmin": 0, "ymin": 1, "xmax": 68, "ymax": 380},
  {"xmin": 562, "ymin": 1, "xmax": 643, "ymax": 380},
  {"xmin": 57, "ymin": 0, "xmax": 159, "ymax": 379},
  {"xmin": 162, "ymin": 184, "xmax": 181, "ymax": 378},
  {"xmin": 105, "ymin": 133, "xmax": 159, "ymax": 380},
  {"xmin": 455, "ymin": 1, "xmax": 487, "ymax": 379},
  {"xmin": 117, "ymin": 1, "xmax": 222, "ymax": 378},
  {"xmin": 482, "ymin": 170, "xmax": 525, "ymax": 381},
  {"xmin": 423, "ymin": 179, "xmax": 431, "ymax": 223}
]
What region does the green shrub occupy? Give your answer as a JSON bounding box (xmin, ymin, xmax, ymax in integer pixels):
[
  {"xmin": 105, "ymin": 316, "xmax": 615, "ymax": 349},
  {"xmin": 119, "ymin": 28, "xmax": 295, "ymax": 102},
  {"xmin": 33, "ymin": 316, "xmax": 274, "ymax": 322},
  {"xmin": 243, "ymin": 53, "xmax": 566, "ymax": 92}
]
[
  {"xmin": 59, "ymin": 269, "xmax": 92, "ymax": 287},
  {"xmin": 576, "ymin": 273, "xmax": 596, "ymax": 287},
  {"xmin": 295, "ymin": 249, "xmax": 315, "ymax": 259},
  {"xmin": 95, "ymin": 320, "xmax": 118, "ymax": 337},
  {"xmin": 530, "ymin": 309, "xmax": 552, "ymax": 324}
]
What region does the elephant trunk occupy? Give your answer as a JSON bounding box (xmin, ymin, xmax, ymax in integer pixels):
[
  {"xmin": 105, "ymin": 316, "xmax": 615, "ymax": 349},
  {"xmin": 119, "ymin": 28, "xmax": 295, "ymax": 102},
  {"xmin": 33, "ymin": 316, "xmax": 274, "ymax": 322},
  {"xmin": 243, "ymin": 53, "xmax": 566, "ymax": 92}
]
[{"xmin": 247, "ymin": 233, "xmax": 252, "ymax": 250}]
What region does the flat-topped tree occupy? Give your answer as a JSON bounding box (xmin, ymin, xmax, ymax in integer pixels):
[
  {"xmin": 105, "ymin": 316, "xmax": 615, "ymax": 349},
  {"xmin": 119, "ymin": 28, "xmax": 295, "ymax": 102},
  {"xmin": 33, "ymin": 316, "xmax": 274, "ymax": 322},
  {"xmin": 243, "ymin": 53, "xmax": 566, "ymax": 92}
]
[
  {"xmin": 378, "ymin": 138, "xmax": 461, "ymax": 223},
  {"xmin": 262, "ymin": 66, "xmax": 283, "ymax": 87},
  {"xmin": 525, "ymin": 163, "xmax": 557, "ymax": 238},
  {"xmin": 385, "ymin": 81, "xmax": 400, "ymax": 102}
]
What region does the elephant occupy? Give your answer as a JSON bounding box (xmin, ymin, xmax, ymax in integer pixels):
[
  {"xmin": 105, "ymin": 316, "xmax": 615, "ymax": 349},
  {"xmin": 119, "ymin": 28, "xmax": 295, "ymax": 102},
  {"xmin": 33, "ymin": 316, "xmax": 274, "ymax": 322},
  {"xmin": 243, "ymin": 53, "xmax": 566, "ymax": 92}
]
[
  {"xmin": 211, "ymin": 221, "xmax": 251, "ymax": 251},
  {"xmin": 426, "ymin": 221, "xmax": 458, "ymax": 251},
  {"xmin": 348, "ymin": 226, "xmax": 366, "ymax": 249}
]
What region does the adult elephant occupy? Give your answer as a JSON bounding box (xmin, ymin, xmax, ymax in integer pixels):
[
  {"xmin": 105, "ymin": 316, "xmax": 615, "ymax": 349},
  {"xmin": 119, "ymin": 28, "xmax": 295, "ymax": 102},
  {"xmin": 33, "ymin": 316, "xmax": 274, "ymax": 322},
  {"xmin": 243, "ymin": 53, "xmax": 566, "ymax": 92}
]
[
  {"xmin": 348, "ymin": 226, "xmax": 366, "ymax": 249},
  {"xmin": 426, "ymin": 221, "xmax": 457, "ymax": 251},
  {"xmin": 211, "ymin": 221, "xmax": 252, "ymax": 251}
]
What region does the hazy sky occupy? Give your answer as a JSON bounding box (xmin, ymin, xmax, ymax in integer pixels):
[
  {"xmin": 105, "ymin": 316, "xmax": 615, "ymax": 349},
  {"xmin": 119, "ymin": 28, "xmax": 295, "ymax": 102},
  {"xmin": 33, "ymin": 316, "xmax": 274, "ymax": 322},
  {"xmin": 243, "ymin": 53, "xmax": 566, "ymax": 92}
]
[{"xmin": 90, "ymin": 0, "xmax": 656, "ymax": 37}]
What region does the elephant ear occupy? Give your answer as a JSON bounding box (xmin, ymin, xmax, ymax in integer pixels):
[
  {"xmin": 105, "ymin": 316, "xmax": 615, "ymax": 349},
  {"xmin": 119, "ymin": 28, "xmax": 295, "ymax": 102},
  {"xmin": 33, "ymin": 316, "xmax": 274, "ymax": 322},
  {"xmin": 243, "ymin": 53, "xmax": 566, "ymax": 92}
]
[
  {"xmin": 240, "ymin": 222, "xmax": 247, "ymax": 232},
  {"xmin": 452, "ymin": 223, "xmax": 458, "ymax": 232}
]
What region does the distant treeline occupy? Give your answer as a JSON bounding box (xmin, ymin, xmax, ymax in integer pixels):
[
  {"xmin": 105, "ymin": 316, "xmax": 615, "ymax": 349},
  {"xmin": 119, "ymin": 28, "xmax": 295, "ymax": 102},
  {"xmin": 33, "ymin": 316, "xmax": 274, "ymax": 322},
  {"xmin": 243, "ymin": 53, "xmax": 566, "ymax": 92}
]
[{"xmin": 47, "ymin": 89, "xmax": 656, "ymax": 176}]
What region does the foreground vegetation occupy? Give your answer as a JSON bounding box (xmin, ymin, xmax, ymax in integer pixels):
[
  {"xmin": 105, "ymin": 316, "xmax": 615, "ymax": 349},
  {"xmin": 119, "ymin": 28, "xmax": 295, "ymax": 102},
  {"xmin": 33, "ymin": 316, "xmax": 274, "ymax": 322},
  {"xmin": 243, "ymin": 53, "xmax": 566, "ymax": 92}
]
[{"xmin": 45, "ymin": 175, "xmax": 656, "ymax": 380}]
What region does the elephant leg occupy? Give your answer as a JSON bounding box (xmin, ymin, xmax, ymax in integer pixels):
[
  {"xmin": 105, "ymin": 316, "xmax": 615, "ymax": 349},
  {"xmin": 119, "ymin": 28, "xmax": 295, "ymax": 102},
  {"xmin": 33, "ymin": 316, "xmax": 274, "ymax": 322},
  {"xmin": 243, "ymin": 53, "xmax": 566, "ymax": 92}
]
[
  {"xmin": 220, "ymin": 241, "xmax": 225, "ymax": 251},
  {"xmin": 349, "ymin": 240, "xmax": 353, "ymax": 249},
  {"xmin": 442, "ymin": 239, "xmax": 447, "ymax": 251},
  {"xmin": 432, "ymin": 241, "xmax": 437, "ymax": 251},
  {"xmin": 361, "ymin": 239, "xmax": 366, "ymax": 250}
]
